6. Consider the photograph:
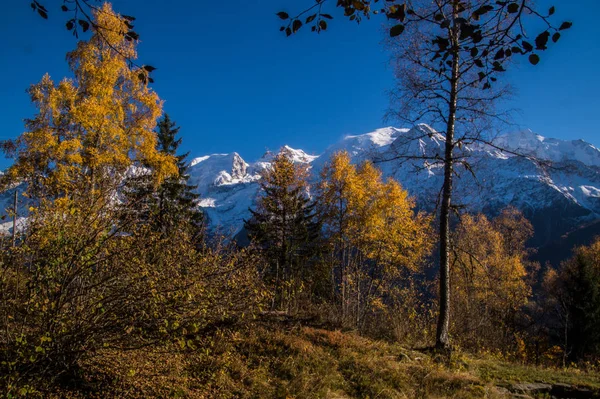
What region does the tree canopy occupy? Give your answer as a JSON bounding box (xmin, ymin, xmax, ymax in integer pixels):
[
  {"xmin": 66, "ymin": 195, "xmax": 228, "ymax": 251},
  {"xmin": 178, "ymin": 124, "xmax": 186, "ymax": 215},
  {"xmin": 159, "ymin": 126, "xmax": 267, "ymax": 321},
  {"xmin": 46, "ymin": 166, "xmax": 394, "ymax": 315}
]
[{"xmin": 3, "ymin": 3, "xmax": 175, "ymax": 201}]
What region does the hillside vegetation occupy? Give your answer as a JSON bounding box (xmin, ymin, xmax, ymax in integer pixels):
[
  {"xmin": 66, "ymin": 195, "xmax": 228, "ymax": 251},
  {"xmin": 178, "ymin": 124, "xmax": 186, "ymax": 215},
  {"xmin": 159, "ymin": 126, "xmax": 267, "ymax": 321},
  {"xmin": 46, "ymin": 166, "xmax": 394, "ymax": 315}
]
[
  {"xmin": 41, "ymin": 323, "xmax": 600, "ymax": 398},
  {"xmin": 1, "ymin": 4, "xmax": 598, "ymax": 398}
]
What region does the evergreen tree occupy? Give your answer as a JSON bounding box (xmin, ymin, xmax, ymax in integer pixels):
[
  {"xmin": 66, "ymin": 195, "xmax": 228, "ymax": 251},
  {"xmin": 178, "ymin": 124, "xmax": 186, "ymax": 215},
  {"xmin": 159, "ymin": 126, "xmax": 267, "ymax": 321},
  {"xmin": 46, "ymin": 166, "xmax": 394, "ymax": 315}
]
[
  {"xmin": 123, "ymin": 114, "xmax": 203, "ymax": 238},
  {"xmin": 566, "ymin": 253, "xmax": 600, "ymax": 360},
  {"xmin": 154, "ymin": 114, "xmax": 203, "ymax": 237},
  {"xmin": 244, "ymin": 149, "xmax": 321, "ymax": 311},
  {"xmin": 545, "ymin": 239, "xmax": 600, "ymax": 361}
]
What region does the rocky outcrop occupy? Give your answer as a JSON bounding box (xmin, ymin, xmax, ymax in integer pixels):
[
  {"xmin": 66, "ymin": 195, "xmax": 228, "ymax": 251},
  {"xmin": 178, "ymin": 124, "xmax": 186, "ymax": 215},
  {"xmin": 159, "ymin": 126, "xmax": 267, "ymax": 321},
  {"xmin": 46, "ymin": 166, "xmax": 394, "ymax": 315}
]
[{"xmin": 503, "ymin": 382, "xmax": 598, "ymax": 398}]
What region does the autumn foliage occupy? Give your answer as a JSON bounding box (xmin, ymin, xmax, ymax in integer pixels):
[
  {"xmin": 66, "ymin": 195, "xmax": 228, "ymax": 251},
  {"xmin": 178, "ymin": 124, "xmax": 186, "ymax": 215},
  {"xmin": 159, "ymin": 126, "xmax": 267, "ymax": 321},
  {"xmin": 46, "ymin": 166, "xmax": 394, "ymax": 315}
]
[
  {"xmin": 1, "ymin": 3, "xmax": 175, "ymax": 201},
  {"xmin": 450, "ymin": 209, "xmax": 534, "ymax": 352},
  {"xmin": 314, "ymin": 151, "xmax": 433, "ymax": 329},
  {"xmin": 0, "ymin": 2, "xmax": 595, "ymax": 397}
]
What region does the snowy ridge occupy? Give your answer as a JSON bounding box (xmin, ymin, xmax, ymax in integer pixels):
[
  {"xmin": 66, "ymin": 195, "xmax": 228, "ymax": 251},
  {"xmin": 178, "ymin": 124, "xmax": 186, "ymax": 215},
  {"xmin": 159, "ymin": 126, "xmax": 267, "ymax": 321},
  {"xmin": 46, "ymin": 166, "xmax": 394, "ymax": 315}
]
[
  {"xmin": 185, "ymin": 125, "xmax": 599, "ymax": 243},
  {"xmin": 492, "ymin": 130, "xmax": 600, "ymax": 167},
  {"xmin": 0, "ymin": 125, "xmax": 598, "ymax": 245}
]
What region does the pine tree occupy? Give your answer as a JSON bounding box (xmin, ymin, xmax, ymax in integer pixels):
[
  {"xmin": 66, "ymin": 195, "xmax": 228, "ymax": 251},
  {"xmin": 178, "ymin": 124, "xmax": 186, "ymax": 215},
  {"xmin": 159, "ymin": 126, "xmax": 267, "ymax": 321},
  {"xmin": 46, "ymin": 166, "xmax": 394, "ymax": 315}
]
[
  {"xmin": 244, "ymin": 149, "xmax": 320, "ymax": 311},
  {"xmin": 154, "ymin": 114, "xmax": 203, "ymax": 237},
  {"xmin": 545, "ymin": 238, "xmax": 600, "ymax": 361},
  {"xmin": 123, "ymin": 114, "xmax": 203, "ymax": 238}
]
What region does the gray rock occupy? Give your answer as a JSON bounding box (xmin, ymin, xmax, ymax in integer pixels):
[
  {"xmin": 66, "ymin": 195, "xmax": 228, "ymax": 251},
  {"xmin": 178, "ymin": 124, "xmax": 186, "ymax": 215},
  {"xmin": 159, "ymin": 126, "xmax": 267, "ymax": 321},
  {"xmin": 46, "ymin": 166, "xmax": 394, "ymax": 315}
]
[{"xmin": 511, "ymin": 382, "xmax": 552, "ymax": 394}]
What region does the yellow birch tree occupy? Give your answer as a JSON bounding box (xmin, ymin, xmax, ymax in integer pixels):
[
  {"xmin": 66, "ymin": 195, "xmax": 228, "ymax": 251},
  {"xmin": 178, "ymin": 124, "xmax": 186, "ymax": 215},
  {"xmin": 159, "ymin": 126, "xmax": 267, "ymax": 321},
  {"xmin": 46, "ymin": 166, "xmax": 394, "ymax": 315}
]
[
  {"xmin": 318, "ymin": 151, "xmax": 432, "ymax": 328},
  {"xmin": 451, "ymin": 209, "xmax": 533, "ymax": 351},
  {"xmin": 3, "ymin": 2, "xmax": 175, "ymax": 201}
]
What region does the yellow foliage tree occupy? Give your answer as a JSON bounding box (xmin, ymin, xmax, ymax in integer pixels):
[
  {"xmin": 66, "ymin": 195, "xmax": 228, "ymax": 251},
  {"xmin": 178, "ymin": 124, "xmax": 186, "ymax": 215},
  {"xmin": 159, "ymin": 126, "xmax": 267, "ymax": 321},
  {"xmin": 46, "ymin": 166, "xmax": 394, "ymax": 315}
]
[
  {"xmin": 0, "ymin": 5, "xmax": 268, "ymax": 394},
  {"xmin": 318, "ymin": 151, "xmax": 432, "ymax": 328},
  {"xmin": 451, "ymin": 208, "xmax": 534, "ymax": 351},
  {"xmin": 3, "ymin": 2, "xmax": 175, "ymax": 200}
]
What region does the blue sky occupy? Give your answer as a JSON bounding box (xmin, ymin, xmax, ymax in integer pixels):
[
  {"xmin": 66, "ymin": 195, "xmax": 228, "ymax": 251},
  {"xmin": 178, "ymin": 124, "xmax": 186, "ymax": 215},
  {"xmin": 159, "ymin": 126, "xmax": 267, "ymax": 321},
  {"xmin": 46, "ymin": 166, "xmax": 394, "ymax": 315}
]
[{"xmin": 0, "ymin": 0, "xmax": 597, "ymax": 169}]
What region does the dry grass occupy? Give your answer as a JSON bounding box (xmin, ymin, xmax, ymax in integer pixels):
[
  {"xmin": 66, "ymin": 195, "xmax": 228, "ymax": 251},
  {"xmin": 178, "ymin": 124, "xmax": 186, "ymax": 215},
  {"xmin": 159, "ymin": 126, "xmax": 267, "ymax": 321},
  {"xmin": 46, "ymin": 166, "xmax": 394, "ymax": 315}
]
[{"xmin": 36, "ymin": 324, "xmax": 600, "ymax": 398}]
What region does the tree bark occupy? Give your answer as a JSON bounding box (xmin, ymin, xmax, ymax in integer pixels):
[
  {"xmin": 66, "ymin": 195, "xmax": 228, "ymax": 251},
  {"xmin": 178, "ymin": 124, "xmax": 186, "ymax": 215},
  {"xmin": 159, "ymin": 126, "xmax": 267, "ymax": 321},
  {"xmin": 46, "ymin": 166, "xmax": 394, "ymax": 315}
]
[
  {"xmin": 12, "ymin": 190, "xmax": 18, "ymax": 247},
  {"xmin": 436, "ymin": 3, "xmax": 460, "ymax": 350}
]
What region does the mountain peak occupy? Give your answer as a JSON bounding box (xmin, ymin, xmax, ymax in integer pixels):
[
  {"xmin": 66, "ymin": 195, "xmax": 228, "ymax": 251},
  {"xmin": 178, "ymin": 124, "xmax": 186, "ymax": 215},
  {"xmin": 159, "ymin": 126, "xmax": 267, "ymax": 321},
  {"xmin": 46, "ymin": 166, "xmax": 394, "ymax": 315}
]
[
  {"xmin": 257, "ymin": 146, "xmax": 318, "ymax": 165},
  {"xmin": 281, "ymin": 146, "xmax": 319, "ymax": 164},
  {"xmin": 181, "ymin": 125, "xmax": 600, "ymax": 244}
]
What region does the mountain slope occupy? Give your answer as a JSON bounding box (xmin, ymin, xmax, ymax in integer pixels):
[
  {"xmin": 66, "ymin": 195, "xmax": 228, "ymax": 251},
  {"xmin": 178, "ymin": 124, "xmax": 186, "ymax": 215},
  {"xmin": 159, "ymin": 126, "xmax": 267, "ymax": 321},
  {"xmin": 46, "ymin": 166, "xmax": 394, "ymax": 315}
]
[
  {"xmin": 1, "ymin": 125, "xmax": 598, "ymax": 253},
  {"xmin": 187, "ymin": 125, "xmax": 600, "ymax": 249}
]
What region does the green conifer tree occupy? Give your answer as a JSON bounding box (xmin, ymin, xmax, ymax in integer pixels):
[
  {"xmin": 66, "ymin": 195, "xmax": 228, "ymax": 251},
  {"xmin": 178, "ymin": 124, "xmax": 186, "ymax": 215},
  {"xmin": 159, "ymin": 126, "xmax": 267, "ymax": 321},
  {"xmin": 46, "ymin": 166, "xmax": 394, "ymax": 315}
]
[
  {"xmin": 122, "ymin": 114, "xmax": 203, "ymax": 238},
  {"xmin": 244, "ymin": 149, "xmax": 321, "ymax": 311},
  {"xmin": 547, "ymin": 239, "xmax": 600, "ymax": 360}
]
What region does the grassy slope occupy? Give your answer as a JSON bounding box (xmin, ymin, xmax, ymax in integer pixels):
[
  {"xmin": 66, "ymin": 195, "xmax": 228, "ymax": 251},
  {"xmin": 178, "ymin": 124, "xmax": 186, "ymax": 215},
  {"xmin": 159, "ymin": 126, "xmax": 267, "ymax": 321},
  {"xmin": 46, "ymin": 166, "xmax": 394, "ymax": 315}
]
[{"xmin": 48, "ymin": 324, "xmax": 600, "ymax": 399}]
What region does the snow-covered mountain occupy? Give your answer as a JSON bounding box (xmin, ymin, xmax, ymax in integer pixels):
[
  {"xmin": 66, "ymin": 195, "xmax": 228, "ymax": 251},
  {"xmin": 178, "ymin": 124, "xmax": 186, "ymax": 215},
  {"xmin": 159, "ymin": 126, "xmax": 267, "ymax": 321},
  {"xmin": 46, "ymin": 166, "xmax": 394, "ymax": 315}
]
[
  {"xmin": 187, "ymin": 125, "xmax": 600, "ymax": 246},
  {"xmin": 1, "ymin": 125, "xmax": 598, "ymax": 249},
  {"xmin": 187, "ymin": 146, "xmax": 318, "ymax": 235}
]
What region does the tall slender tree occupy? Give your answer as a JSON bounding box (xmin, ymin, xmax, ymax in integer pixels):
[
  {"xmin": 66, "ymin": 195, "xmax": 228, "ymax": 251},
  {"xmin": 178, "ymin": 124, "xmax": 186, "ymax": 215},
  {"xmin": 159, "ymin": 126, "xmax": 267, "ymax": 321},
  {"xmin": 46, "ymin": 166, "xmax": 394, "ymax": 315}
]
[
  {"xmin": 123, "ymin": 114, "xmax": 203, "ymax": 238},
  {"xmin": 245, "ymin": 149, "xmax": 321, "ymax": 311}
]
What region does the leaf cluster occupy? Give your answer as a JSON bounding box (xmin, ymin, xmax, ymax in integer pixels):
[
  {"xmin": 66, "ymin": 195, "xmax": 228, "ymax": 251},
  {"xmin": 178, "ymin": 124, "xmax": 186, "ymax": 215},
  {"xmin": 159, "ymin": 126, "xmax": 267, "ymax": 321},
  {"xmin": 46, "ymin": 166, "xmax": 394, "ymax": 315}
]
[
  {"xmin": 279, "ymin": 1, "xmax": 571, "ymax": 90},
  {"xmin": 450, "ymin": 208, "xmax": 535, "ymax": 350},
  {"xmin": 30, "ymin": 1, "xmax": 156, "ymax": 84}
]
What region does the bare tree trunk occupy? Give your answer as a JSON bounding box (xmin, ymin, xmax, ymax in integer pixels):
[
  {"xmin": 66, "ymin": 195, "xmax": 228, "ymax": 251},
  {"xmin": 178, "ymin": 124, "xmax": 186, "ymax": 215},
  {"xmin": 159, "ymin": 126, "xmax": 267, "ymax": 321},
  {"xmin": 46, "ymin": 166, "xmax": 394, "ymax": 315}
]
[
  {"xmin": 356, "ymin": 264, "xmax": 361, "ymax": 328},
  {"xmin": 12, "ymin": 190, "xmax": 18, "ymax": 247},
  {"xmin": 273, "ymin": 259, "xmax": 279, "ymax": 311},
  {"xmin": 563, "ymin": 310, "xmax": 569, "ymax": 368},
  {"xmin": 436, "ymin": 5, "xmax": 460, "ymax": 350},
  {"xmin": 436, "ymin": 135, "xmax": 453, "ymax": 349}
]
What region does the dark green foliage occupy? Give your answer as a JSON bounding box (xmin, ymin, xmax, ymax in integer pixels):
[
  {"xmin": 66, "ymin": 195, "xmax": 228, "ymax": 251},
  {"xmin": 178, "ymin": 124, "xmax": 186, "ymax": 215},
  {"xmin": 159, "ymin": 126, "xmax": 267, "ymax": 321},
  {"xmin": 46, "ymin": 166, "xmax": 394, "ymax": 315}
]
[
  {"xmin": 543, "ymin": 238, "xmax": 600, "ymax": 361},
  {"xmin": 560, "ymin": 250, "xmax": 600, "ymax": 359},
  {"xmin": 568, "ymin": 258, "xmax": 600, "ymax": 359},
  {"xmin": 123, "ymin": 114, "xmax": 204, "ymax": 239},
  {"xmin": 244, "ymin": 151, "xmax": 322, "ymax": 310}
]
